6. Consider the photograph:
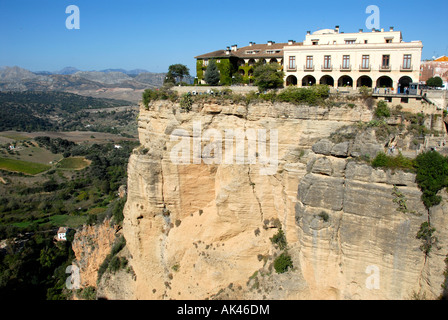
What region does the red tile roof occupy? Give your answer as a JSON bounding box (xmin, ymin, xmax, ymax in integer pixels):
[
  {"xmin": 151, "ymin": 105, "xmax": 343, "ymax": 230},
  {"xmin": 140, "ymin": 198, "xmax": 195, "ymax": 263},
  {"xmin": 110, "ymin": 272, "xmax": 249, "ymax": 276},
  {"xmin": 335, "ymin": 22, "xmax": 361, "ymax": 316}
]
[{"xmin": 195, "ymin": 42, "xmax": 303, "ymax": 60}]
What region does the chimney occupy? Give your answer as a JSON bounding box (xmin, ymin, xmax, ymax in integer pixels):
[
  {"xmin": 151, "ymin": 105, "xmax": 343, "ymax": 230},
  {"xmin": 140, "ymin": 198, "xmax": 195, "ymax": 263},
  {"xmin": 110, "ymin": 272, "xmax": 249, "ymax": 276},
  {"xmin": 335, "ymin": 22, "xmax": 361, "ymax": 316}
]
[
  {"xmin": 390, "ymin": 26, "xmax": 394, "ymax": 31},
  {"xmin": 225, "ymin": 46, "xmax": 230, "ymax": 55},
  {"xmin": 359, "ymin": 28, "xmax": 363, "ymax": 33},
  {"xmin": 335, "ymin": 25, "xmax": 340, "ymax": 33},
  {"xmin": 306, "ymin": 31, "xmax": 311, "ymax": 35},
  {"xmin": 249, "ymin": 41, "xmax": 254, "ymax": 46},
  {"xmin": 381, "ymin": 28, "xmax": 384, "ymax": 32},
  {"xmin": 231, "ymin": 44, "xmax": 237, "ymax": 52},
  {"xmin": 267, "ymin": 41, "xmax": 274, "ymax": 46},
  {"xmin": 288, "ymin": 40, "xmax": 295, "ymax": 45}
]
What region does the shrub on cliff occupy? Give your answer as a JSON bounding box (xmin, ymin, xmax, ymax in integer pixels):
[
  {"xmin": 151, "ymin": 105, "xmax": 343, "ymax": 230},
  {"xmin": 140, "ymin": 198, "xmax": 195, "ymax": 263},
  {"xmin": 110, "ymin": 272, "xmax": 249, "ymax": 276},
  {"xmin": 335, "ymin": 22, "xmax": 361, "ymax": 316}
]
[
  {"xmin": 415, "ymin": 150, "xmax": 448, "ymax": 209},
  {"xmin": 277, "ymin": 85, "xmax": 329, "ymax": 106},
  {"xmin": 270, "ymin": 229, "xmax": 287, "ymax": 250},
  {"xmin": 374, "ymin": 100, "xmax": 391, "ymax": 118},
  {"xmin": 371, "ymin": 152, "xmax": 414, "ymax": 170},
  {"xmin": 142, "ymin": 88, "xmax": 178, "ymax": 108},
  {"xmin": 273, "ymin": 252, "xmax": 293, "ymax": 274}
]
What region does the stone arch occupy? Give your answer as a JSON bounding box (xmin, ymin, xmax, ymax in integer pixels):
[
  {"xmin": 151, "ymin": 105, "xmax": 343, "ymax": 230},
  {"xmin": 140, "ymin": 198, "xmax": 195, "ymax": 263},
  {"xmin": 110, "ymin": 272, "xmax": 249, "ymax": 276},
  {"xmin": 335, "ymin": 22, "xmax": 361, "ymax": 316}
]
[
  {"xmin": 398, "ymin": 76, "xmax": 413, "ymax": 93},
  {"xmin": 357, "ymin": 75, "xmax": 373, "ymax": 88},
  {"xmin": 376, "ymin": 76, "xmax": 393, "ymax": 88},
  {"xmin": 286, "ymin": 75, "xmax": 298, "ymax": 86},
  {"xmin": 302, "ymin": 75, "xmax": 316, "ymax": 86},
  {"xmin": 320, "ymin": 75, "xmax": 335, "ymax": 87},
  {"xmin": 338, "ymin": 75, "xmax": 353, "ymax": 87}
]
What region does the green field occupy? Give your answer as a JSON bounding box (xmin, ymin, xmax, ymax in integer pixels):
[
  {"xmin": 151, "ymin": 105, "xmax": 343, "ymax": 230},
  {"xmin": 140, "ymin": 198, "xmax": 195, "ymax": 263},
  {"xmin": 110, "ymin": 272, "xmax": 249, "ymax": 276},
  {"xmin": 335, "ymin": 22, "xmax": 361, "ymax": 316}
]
[
  {"xmin": 57, "ymin": 157, "xmax": 91, "ymax": 170},
  {"xmin": 0, "ymin": 157, "xmax": 51, "ymax": 175},
  {"xmin": 12, "ymin": 215, "xmax": 88, "ymax": 229}
]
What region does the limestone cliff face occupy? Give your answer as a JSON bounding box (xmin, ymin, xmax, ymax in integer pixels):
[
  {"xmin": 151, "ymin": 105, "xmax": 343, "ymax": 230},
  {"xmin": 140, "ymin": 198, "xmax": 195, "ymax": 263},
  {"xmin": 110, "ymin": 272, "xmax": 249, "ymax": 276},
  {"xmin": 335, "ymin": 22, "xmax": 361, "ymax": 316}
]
[
  {"xmin": 107, "ymin": 99, "xmax": 448, "ymax": 300},
  {"xmin": 72, "ymin": 219, "xmax": 118, "ymax": 288}
]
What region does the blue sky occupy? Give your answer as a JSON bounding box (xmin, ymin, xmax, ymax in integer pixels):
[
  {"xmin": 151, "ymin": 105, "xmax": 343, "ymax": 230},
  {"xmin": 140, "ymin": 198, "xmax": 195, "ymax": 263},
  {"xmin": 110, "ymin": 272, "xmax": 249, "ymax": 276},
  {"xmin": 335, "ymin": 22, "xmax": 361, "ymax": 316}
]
[{"xmin": 1, "ymin": 0, "xmax": 447, "ymax": 75}]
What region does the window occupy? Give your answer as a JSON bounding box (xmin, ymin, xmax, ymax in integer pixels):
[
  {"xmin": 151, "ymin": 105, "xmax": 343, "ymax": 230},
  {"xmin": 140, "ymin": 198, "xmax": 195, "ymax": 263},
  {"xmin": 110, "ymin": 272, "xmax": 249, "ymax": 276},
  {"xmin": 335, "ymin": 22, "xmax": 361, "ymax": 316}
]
[
  {"xmin": 204, "ymin": 59, "xmax": 209, "ymax": 66},
  {"xmin": 312, "ymin": 41, "xmax": 318, "ymax": 45},
  {"xmin": 342, "ymin": 55, "xmax": 350, "ymax": 69},
  {"xmin": 382, "ymin": 55, "xmax": 390, "ymax": 68},
  {"xmin": 266, "ymin": 50, "xmax": 274, "ymax": 54},
  {"xmin": 289, "ymin": 56, "xmax": 296, "ymax": 69},
  {"xmin": 345, "ymin": 40, "xmax": 356, "ymax": 44},
  {"xmin": 324, "ymin": 55, "xmax": 331, "ymax": 69},
  {"xmin": 403, "ymin": 54, "xmax": 412, "ymax": 69},
  {"xmin": 361, "ymin": 55, "xmax": 370, "ymax": 69},
  {"xmin": 364, "ymin": 40, "xmax": 368, "ymax": 44},
  {"xmin": 385, "ymin": 39, "xmax": 392, "ymax": 43},
  {"xmin": 306, "ymin": 56, "xmax": 313, "ymax": 69}
]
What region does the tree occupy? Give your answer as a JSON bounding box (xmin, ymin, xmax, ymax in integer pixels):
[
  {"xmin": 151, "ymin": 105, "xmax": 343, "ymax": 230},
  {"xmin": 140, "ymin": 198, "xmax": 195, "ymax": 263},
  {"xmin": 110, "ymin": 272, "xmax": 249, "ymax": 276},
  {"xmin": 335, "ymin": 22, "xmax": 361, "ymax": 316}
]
[
  {"xmin": 253, "ymin": 63, "xmax": 284, "ymax": 91},
  {"xmin": 204, "ymin": 59, "xmax": 220, "ymax": 86},
  {"xmin": 415, "ymin": 150, "xmax": 448, "ymax": 209},
  {"xmin": 167, "ymin": 64, "xmax": 190, "ymax": 84},
  {"xmin": 426, "ymin": 77, "xmax": 443, "ymax": 88},
  {"xmin": 164, "ymin": 71, "xmax": 176, "ymax": 85}
]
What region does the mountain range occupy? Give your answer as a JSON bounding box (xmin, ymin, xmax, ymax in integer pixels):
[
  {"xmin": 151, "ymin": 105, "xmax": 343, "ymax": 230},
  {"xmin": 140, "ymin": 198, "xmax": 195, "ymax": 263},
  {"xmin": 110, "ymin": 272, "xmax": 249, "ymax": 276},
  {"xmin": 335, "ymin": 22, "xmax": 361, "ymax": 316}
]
[
  {"xmin": 33, "ymin": 67, "xmax": 152, "ymax": 76},
  {"xmin": 0, "ymin": 66, "xmax": 166, "ymax": 92}
]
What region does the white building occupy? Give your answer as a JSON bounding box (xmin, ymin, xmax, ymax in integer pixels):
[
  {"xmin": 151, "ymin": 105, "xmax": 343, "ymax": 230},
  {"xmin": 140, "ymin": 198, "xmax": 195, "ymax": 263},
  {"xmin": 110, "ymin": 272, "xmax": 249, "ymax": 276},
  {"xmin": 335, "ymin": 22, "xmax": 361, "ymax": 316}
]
[
  {"xmin": 56, "ymin": 227, "xmax": 68, "ymax": 241},
  {"xmin": 283, "ymin": 26, "xmax": 423, "ymax": 92}
]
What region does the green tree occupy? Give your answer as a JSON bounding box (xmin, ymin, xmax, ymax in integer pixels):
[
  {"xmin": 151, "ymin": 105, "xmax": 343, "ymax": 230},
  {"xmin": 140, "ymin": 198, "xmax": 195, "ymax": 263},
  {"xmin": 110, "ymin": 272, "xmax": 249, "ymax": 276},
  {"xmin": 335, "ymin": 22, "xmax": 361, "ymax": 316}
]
[
  {"xmin": 426, "ymin": 77, "xmax": 443, "ymax": 88},
  {"xmin": 164, "ymin": 71, "xmax": 176, "ymax": 85},
  {"xmin": 415, "ymin": 150, "xmax": 448, "ymax": 209},
  {"xmin": 253, "ymin": 63, "xmax": 284, "ymax": 91},
  {"xmin": 167, "ymin": 64, "xmax": 190, "ymax": 84},
  {"xmin": 204, "ymin": 59, "xmax": 220, "ymax": 86}
]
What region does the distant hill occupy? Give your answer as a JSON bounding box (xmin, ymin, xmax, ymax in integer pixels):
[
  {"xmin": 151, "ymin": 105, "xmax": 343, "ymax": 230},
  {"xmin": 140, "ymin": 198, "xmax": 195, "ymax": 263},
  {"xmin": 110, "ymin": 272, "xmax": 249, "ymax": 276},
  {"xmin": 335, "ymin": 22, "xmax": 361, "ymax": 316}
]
[
  {"xmin": 0, "ymin": 66, "xmax": 166, "ymax": 94},
  {"xmin": 0, "ymin": 66, "xmax": 41, "ymax": 82},
  {"xmin": 55, "ymin": 66, "xmax": 80, "ymax": 75}
]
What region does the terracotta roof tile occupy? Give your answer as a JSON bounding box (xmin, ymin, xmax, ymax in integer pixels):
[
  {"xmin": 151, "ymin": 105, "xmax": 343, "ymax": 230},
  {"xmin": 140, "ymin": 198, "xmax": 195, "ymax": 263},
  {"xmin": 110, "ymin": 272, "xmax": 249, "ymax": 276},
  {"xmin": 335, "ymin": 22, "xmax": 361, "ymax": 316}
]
[{"xmin": 195, "ymin": 42, "xmax": 303, "ymax": 60}]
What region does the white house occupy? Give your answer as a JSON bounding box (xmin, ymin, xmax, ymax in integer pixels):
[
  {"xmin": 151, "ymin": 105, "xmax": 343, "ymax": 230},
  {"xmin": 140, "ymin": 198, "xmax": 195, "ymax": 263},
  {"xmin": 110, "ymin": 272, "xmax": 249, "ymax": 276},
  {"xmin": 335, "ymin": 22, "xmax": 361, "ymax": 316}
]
[
  {"xmin": 56, "ymin": 227, "xmax": 69, "ymax": 241},
  {"xmin": 283, "ymin": 26, "xmax": 423, "ymax": 92}
]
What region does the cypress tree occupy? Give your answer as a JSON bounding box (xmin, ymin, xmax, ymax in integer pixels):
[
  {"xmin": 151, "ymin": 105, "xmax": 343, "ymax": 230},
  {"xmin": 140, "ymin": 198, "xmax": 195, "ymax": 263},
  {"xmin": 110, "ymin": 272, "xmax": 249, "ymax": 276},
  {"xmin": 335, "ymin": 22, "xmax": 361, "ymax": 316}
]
[{"xmin": 204, "ymin": 59, "xmax": 220, "ymax": 86}]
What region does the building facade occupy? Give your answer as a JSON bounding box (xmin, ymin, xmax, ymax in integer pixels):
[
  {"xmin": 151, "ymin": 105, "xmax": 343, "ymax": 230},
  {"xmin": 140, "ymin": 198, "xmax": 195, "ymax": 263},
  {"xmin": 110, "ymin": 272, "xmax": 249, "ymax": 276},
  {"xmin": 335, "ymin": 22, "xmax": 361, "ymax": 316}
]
[
  {"xmin": 284, "ymin": 26, "xmax": 423, "ymax": 92},
  {"xmin": 420, "ymin": 56, "xmax": 448, "ymax": 87},
  {"xmin": 195, "ymin": 41, "xmax": 298, "ymax": 85}
]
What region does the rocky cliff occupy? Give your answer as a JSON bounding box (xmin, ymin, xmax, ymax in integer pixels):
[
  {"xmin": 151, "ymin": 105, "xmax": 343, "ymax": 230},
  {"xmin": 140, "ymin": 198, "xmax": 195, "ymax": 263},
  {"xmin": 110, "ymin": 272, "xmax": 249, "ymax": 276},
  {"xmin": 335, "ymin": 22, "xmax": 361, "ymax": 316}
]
[{"xmin": 99, "ymin": 98, "xmax": 448, "ymax": 300}]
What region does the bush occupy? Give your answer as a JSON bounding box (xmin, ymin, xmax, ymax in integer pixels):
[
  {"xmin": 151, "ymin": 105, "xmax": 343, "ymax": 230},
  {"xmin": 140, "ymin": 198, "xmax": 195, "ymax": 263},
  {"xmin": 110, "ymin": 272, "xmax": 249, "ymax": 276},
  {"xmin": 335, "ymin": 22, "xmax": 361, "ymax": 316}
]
[
  {"xmin": 375, "ymin": 100, "xmax": 391, "ymax": 118},
  {"xmin": 318, "ymin": 211, "xmax": 329, "ymax": 222},
  {"xmin": 416, "ymin": 222, "xmax": 438, "ymax": 255},
  {"xmin": 371, "ymin": 152, "xmax": 414, "ymax": 170},
  {"xmin": 179, "ymin": 94, "xmax": 193, "ymax": 112},
  {"xmin": 142, "ymin": 88, "xmax": 178, "ymax": 108},
  {"xmin": 415, "ymin": 151, "xmax": 448, "ymax": 209},
  {"xmin": 273, "ymin": 252, "xmax": 293, "ymax": 274},
  {"xmin": 277, "ymin": 85, "xmax": 329, "ymax": 106},
  {"xmin": 270, "ymin": 229, "xmax": 287, "ymax": 250}
]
